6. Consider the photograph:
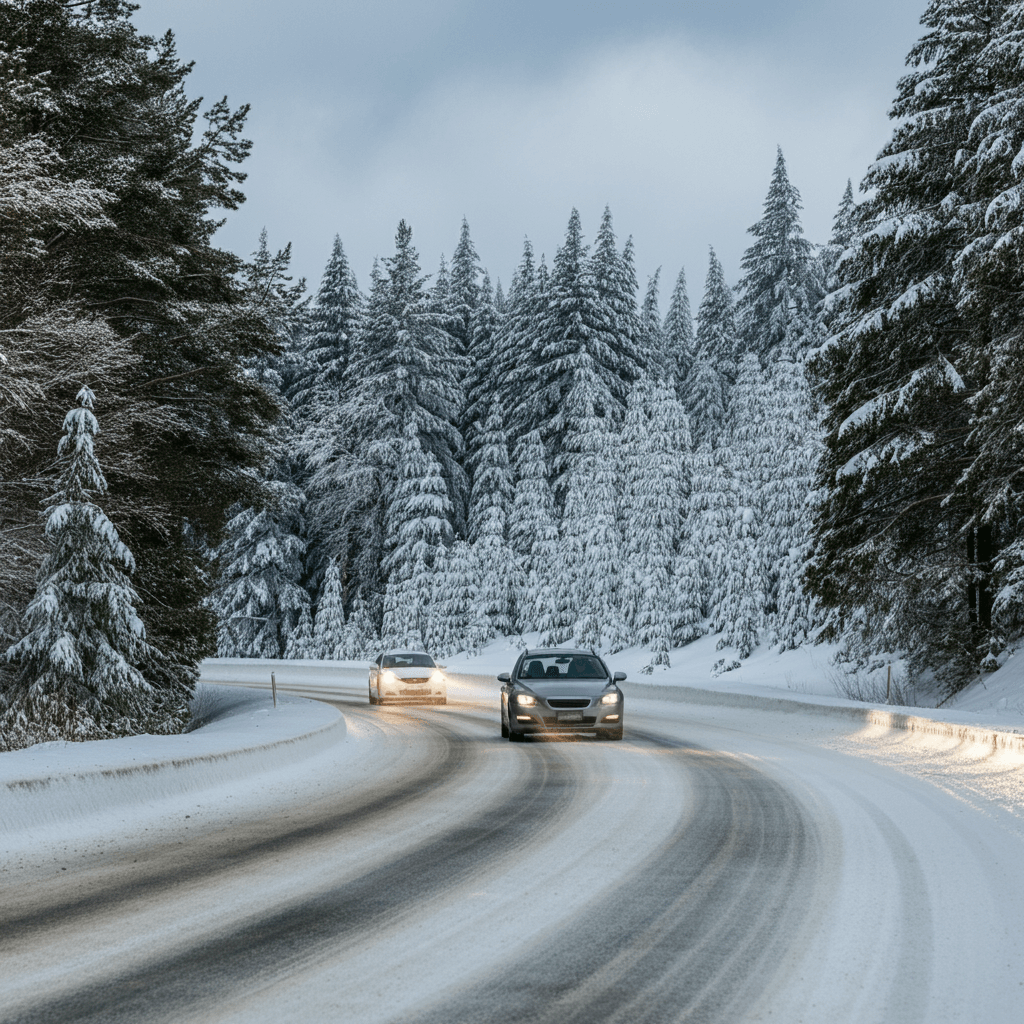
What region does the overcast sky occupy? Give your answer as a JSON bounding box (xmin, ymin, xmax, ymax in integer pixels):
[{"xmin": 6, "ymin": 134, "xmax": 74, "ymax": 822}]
[{"xmin": 133, "ymin": 0, "xmax": 925, "ymax": 304}]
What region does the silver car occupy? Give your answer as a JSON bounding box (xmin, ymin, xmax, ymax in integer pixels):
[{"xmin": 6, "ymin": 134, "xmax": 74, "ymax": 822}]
[
  {"xmin": 499, "ymin": 648, "xmax": 625, "ymax": 741},
  {"xmin": 369, "ymin": 650, "xmax": 448, "ymax": 705}
]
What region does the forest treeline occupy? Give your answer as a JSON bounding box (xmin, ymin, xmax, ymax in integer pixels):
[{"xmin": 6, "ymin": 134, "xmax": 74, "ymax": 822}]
[{"xmin": 2, "ymin": 0, "xmax": 1023, "ymax": 748}]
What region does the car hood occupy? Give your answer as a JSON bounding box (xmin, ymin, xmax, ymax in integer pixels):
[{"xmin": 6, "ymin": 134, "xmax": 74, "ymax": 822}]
[{"xmin": 518, "ymin": 680, "xmax": 610, "ymax": 697}]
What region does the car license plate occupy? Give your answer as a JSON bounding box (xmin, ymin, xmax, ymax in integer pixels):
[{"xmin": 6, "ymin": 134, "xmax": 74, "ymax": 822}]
[{"xmin": 557, "ymin": 712, "xmax": 583, "ymax": 722}]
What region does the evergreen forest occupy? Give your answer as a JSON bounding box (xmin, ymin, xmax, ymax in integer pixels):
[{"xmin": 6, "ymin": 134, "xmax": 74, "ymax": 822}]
[{"xmin": 3, "ymin": 0, "xmax": 1024, "ymax": 748}]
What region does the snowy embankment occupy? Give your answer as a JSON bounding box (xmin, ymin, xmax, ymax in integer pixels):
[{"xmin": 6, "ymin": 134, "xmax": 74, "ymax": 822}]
[
  {"xmin": 0, "ymin": 677, "xmax": 344, "ymax": 839},
  {"xmin": 445, "ymin": 632, "xmax": 1024, "ymax": 753}
]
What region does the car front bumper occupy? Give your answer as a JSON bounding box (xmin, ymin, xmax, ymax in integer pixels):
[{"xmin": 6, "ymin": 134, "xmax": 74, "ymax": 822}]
[{"xmin": 510, "ymin": 703, "xmax": 623, "ymax": 735}]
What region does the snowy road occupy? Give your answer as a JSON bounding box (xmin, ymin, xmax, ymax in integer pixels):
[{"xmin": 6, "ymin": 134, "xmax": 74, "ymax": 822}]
[{"xmin": 4, "ymin": 672, "xmax": 1024, "ymax": 1023}]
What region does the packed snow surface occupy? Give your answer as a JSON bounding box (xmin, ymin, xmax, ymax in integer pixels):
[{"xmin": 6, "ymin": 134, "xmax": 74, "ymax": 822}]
[{"xmin": 4, "ymin": 646, "xmax": 1024, "ymax": 1023}]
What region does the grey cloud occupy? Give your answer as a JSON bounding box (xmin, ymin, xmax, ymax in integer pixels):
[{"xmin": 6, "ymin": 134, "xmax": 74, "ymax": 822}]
[{"xmin": 134, "ymin": 0, "xmax": 925, "ymax": 295}]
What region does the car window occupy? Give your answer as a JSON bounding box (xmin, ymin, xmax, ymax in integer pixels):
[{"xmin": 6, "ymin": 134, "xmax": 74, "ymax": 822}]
[
  {"xmin": 517, "ymin": 655, "xmax": 605, "ymax": 680},
  {"xmin": 382, "ymin": 653, "xmax": 435, "ymax": 669}
]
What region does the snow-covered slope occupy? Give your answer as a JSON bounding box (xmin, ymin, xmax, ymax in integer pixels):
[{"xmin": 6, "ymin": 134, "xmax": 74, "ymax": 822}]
[{"xmin": 442, "ymin": 632, "xmax": 1024, "ymax": 733}]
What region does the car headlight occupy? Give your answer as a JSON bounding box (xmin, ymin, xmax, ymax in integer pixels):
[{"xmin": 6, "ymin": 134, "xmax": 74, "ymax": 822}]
[
  {"xmin": 514, "ymin": 693, "xmax": 537, "ymax": 707},
  {"xmin": 600, "ymin": 692, "xmax": 620, "ymax": 705},
  {"xmin": 381, "ymin": 670, "xmax": 397, "ymax": 684},
  {"xmin": 430, "ymin": 670, "xmax": 445, "ymax": 684}
]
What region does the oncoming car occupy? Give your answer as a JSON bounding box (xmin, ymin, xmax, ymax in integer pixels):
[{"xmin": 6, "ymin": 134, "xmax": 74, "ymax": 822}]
[
  {"xmin": 498, "ymin": 648, "xmax": 626, "ymax": 741},
  {"xmin": 369, "ymin": 650, "xmax": 447, "ymax": 706}
]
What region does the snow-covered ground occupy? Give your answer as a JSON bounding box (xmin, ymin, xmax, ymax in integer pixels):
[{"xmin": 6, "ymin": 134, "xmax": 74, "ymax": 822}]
[
  {"xmin": 0, "ymin": 682, "xmax": 347, "ymax": 859},
  {"xmin": 444, "ymin": 631, "xmax": 1024, "ymax": 733}
]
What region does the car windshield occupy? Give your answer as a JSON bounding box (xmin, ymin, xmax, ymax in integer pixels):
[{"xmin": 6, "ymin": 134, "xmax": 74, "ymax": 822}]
[
  {"xmin": 382, "ymin": 653, "xmax": 435, "ymax": 669},
  {"xmin": 517, "ymin": 655, "xmax": 606, "ymax": 681}
]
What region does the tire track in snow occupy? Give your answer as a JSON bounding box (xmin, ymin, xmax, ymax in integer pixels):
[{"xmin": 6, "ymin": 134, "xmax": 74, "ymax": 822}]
[
  {"xmin": 2, "ymin": 715, "xmax": 584, "ymax": 1024},
  {"xmin": 407, "ymin": 727, "xmax": 822, "ymax": 1024},
  {"xmin": 0, "ymin": 701, "xmax": 469, "ymax": 944}
]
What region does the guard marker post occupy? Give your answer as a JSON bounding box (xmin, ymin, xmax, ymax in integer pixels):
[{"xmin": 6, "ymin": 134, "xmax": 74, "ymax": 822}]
[{"xmin": 271, "ymin": 672, "xmax": 277, "ymax": 708}]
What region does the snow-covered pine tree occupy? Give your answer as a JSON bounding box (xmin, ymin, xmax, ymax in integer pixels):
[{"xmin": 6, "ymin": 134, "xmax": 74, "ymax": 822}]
[
  {"xmin": 291, "ymin": 235, "xmax": 361, "ymax": 417},
  {"xmin": 619, "ymin": 378, "xmax": 691, "ymax": 671},
  {"xmin": 469, "ymin": 402, "xmax": 519, "ymax": 637},
  {"xmin": 300, "ymin": 258, "xmax": 392, "ymax": 626},
  {"xmin": 492, "ymin": 239, "xmax": 540, "ymax": 446},
  {"xmin": 590, "ymin": 210, "xmax": 648, "ymax": 391},
  {"xmin": 662, "ymin": 266, "xmax": 696, "ymax": 394},
  {"xmin": 508, "ymin": 430, "xmax": 560, "ymax": 635},
  {"xmin": 380, "ymin": 426, "xmax": 453, "ymax": 647},
  {"xmin": 808, "ymin": 0, "xmax": 1005, "ymax": 689},
  {"xmin": 560, "ymin": 373, "xmax": 626, "ymax": 650},
  {"xmin": 0, "ymin": 43, "xmax": 124, "ymax": 655},
  {"xmin": 448, "ymin": 218, "xmax": 483, "ymax": 359},
  {"xmin": 673, "ymin": 443, "xmax": 727, "ymax": 642},
  {"xmin": 0, "ymin": 5, "xmax": 285, "ymax": 720},
  {"xmin": 761, "ymin": 354, "xmax": 821, "ymax": 649},
  {"xmin": 684, "ymin": 248, "xmax": 734, "ymax": 447},
  {"xmin": 213, "ymin": 231, "xmax": 311, "ymax": 659},
  {"xmin": 340, "ymin": 592, "xmax": 376, "ymax": 661},
  {"xmin": 735, "ymin": 148, "xmax": 822, "ymax": 362},
  {"xmin": 695, "ymin": 247, "xmax": 738, "ymax": 366},
  {"xmin": 429, "ymin": 541, "xmax": 492, "ymax": 656},
  {"xmin": 516, "ymin": 210, "xmax": 633, "ymax": 494},
  {"xmin": 3, "ymin": 388, "xmax": 154, "ymax": 746},
  {"xmin": 212, "ymin": 480, "xmax": 310, "ymax": 658},
  {"xmin": 952, "ymin": 3, "xmax": 1024, "ymax": 641},
  {"xmin": 691, "ymin": 444, "xmax": 742, "ymax": 640},
  {"xmin": 242, "ymin": 228, "xmax": 310, "ymax": 397},
  {"xmin": 715, "ymin": 503, "xmax": 765, "ymax": 660},
  {"xmin": 285, "ymin": 605, "xmax": 315, "ymax": 659},
  {"xmin": 819, "ymin": 180, "xmax": 857, "ymax": 291},
  {"xmin": 640, "ymin": 269, "xmax": 666, "ymax": 381},
  {"xmin": 311, "ymin": 558, "xmax": 347, "ymax": 659},
  {"xmin": 351, "ymin": 221, "xmax": 466, "ymax": 536},
  {"xmin": 462, "ymin": 273, "xmax": 504, "ymax": 474},
  {"xmin": 431, "ymin": 254, "xmax": 451, "ymax": 315}
]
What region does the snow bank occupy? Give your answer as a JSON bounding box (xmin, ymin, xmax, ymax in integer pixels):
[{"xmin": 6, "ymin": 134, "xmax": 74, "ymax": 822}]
[
  {"xmin": 441, "ymin": 632, "xmax": 1024, "ymax": 755},
  {"xmin": 0, "ymin": 683, "xmax": 342, "ymax": 834}
]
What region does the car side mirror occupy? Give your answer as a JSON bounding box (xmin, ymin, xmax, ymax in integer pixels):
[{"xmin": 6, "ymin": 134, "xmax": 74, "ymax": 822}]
[
  {"xmin": 613, "ymin": 671, "xmax": 627, "ymax": 682},
  {"xmin": 497, "ymin": 672, "xmax": 510, "ymax": 683}
]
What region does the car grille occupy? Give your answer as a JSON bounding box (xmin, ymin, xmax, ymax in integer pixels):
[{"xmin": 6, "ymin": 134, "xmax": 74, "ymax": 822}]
[
  {"xmin": 547, "ymin": 699, "xmax": 591, "ymax": 709},
  {"xmin": 543, "ymin": 716, "xmax": 597, "ymax": 726}
]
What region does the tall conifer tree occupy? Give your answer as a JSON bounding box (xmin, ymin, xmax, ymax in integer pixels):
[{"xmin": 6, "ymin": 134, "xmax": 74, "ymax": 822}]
[{"xmin": 735, "ymin": 148, "xmax": 822, "ymax": 361}]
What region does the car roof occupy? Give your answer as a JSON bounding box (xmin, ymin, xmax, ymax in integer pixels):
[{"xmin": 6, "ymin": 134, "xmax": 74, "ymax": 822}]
[
  {"xmin": 518, "ymin": 649, "xmax": 603, "ymax": 658},
  {"xmin": 382, "ymin": 649, "xmax": 433, "ymax": 657}
]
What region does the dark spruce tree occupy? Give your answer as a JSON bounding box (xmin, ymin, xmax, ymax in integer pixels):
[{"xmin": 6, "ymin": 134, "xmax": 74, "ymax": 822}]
[
  {"xmin": 952, "ymin": 2, "xmax": 1024, "ymax": 644},
  {"xmin": 808, "ymin": 0, "xmax": 1008, "ymax": 690},
  {"xmin": 0, "ymin": 0, "xmax": 282, "ymax": 738}
]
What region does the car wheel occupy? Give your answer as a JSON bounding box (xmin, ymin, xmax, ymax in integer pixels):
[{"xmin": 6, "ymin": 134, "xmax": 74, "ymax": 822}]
[
  {"xmin": 368, "ymin": 687, "xmax": 377, "ymax": 705},
  {"xmin": 600, "ymin": 726, "xmax": 623, "ymax": 741},
  {"xmin": 509, "ymin": 728, "xmax": 526, "ymax": 743},
  {"xmin": 501, "ymin": 715, "xmax": 509, "ymax": 738}
]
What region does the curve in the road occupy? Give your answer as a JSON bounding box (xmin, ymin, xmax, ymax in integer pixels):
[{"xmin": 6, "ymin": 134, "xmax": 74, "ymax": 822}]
[
  {"xmin": 3, "ymin": 707, "xmax": 584, "ymax": 1024},
  {"xmin": 406, "ymin": 726, "xmax": 822, "ymax": 1024}
]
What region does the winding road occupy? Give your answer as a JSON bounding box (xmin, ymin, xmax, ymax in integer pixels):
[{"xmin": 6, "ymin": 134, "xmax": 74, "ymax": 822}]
[{"xmin": 3, "ymin": 669, "xmax": 1024, "ymax": 1023}]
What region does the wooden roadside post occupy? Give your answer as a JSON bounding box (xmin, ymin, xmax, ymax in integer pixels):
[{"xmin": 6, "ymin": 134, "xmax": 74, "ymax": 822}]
[{"xmin": 271, "ymin": 672, "xmax": 277, "ymax": 708}]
